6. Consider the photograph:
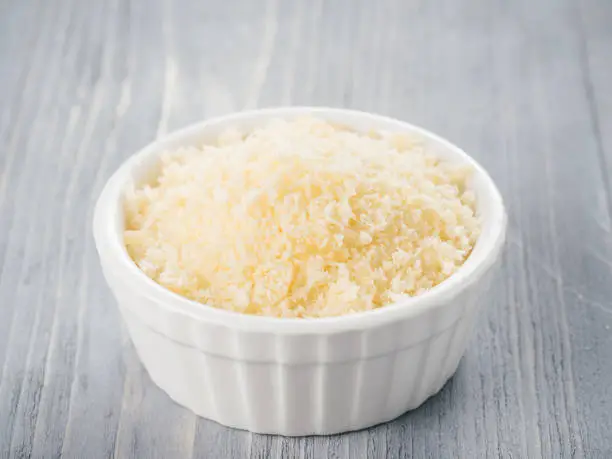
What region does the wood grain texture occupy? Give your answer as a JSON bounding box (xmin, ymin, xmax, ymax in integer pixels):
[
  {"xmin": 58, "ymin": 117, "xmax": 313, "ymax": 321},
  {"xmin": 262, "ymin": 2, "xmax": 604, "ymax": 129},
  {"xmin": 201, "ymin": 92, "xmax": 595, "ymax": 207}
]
[{"xmin": 1, "ymin": 0, "xmax": 611, "ymax": 457}]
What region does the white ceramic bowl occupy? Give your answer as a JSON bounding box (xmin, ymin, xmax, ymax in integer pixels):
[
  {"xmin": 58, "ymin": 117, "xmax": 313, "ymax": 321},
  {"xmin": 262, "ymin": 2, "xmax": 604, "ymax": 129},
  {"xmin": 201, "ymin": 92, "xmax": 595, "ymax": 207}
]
[{"xmin": 93, "ymin": 107, "xmax": 506, "ymax": 436}]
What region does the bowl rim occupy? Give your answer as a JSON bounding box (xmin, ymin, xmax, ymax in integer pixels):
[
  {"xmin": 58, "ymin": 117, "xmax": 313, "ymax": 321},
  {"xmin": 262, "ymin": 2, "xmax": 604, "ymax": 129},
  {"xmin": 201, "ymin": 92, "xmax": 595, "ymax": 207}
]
[{"xmin": 93, "ymin": 106, "xmax": 507, "ymax": 334}]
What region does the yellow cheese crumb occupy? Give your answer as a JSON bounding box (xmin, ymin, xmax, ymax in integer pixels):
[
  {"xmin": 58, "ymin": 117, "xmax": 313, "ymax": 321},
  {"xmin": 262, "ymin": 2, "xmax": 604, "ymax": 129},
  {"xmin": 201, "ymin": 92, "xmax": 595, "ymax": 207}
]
[{"xmin": 124, "ymin": 117, "xmax": 480, "ymax": 318}]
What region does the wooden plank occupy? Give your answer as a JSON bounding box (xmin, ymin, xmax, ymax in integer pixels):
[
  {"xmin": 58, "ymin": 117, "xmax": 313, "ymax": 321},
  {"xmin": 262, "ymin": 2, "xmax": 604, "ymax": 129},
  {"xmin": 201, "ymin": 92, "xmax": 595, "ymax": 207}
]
[{"xmin": 0, "ymin": 0, "xmax": 611, "ymax": 457}]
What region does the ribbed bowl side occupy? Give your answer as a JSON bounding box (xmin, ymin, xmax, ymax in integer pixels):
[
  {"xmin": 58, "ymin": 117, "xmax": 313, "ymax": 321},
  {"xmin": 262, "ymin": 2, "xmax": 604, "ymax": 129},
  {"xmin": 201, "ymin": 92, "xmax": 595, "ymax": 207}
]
[
  {"xmin": 103, "ymin": 248, "xmax": 498, "ymax": 435},
  {"xmin": 118, "ymin": 300, "xmax": 486, "ymax": 435},
  {"xmin": 121, "ymin": 312, "xmax": 477, "ymax": 435}
]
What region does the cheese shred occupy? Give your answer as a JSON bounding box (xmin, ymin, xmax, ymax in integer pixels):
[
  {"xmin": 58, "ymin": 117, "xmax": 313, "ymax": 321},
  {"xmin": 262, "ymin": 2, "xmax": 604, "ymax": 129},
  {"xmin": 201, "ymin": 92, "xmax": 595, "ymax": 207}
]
[{"xmin": 124, "ymin": 117, "xmax": 480, "ymax": 318}]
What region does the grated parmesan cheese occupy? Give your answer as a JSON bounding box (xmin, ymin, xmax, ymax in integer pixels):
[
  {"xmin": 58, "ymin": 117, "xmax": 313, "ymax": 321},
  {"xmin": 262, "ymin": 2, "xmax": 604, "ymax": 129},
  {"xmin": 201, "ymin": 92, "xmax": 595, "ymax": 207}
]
[{"xmin": 124, "ymin": 117, "xmax": 480, "ymax": 318}]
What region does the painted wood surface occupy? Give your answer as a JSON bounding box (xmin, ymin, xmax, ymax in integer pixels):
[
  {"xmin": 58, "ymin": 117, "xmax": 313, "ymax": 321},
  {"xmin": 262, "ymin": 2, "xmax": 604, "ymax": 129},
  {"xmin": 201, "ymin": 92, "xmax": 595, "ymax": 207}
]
[{"xmin": 0, "ymin": 0, "xmax": 611, "ymax": 457}]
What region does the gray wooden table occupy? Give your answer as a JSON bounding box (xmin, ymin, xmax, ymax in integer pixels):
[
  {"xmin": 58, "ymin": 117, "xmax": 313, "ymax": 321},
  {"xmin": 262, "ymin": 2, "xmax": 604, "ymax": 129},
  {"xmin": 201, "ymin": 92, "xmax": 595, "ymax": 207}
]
[{"xmin": 1, "ymin": 0, "xmax": 611, "ymax": 457}]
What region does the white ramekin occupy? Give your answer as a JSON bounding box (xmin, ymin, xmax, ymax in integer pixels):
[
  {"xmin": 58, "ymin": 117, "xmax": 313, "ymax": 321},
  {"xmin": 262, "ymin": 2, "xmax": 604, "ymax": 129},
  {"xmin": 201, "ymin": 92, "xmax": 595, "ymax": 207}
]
[{"xmin": 93, "ymin": 107, "xmax": 506, "ymax": 436}]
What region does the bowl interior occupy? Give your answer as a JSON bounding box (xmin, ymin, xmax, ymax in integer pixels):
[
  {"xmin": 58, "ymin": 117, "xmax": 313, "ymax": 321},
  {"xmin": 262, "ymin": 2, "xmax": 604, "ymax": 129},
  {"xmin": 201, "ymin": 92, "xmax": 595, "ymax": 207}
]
[{"xmin": 96, "ymin": 107, "xmax": 506, "ymax": 332}]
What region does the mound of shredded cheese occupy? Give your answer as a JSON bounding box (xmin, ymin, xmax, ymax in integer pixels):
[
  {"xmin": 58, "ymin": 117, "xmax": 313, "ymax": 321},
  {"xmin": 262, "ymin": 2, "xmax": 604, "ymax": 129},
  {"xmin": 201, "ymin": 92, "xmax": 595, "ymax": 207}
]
[{"xmin": 124, "ymin": 117, "xmax": 480, "ymax": 318}]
